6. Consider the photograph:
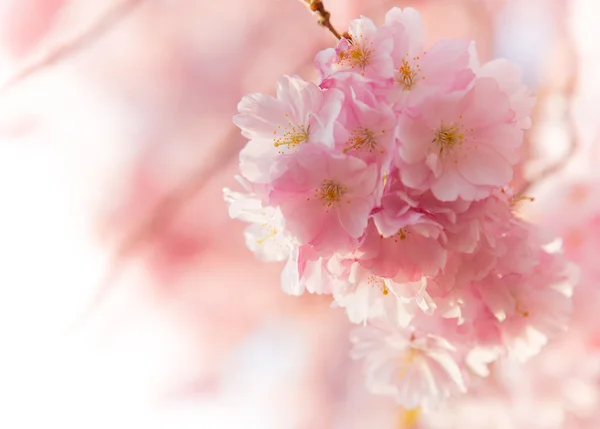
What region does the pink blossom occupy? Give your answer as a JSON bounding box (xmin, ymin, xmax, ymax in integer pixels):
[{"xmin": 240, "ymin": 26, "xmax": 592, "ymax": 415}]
[
  {"xmin": 477, "ymin": 59, "xmax": 535, "ymax": 130},
  {"xmin": 331, "ymin": 260, "xmax": 435, "ymax": 326},
  {"xmin": 357, "ymin": 220, "xmax": 446, "ymax": 283},
  {"xmin": 384, "ymin": 7, "xmax": 424, "ymax": 58},
  {"xmin": 382, "ymin": 7, "xmax": 475, "ymax": 114},
  {"xmin": 388, "ymin": 40, "xmax": 475, "ymax": 114},
  {"xmin": 332, "ymin": 74, "xmax": 397, "ymax": 169},
  {"xmin": 268, "ymin": 149, "xmax": 378, "ymax": 255},
  {"xmin": 315, "ymin": 16, "xmax": 394, "ymax": 82},
  {"xmin": 281, "ymin": 247, "xmax": 335, "ymax": 296},
  {"xmin": 224, "ymin": 4, "xmax": 576, "ymax": 414},
  {"xmin": 223, "ymin": 187, "xmax": 291, "ymax": 262},
  {"xmin": 351, "ymin": 322, "xmax": 466, "ymax": 410},
  {"xmin": 397, "ymin": 77, "xmax": 522, "ymax": 201},
  {"xmin": 475, "ymin": 252, "xmax": 575, "ymax": 361},
  {"xmin": 234, "ymin": 75, "xmax": 343, "ymax": 183}
]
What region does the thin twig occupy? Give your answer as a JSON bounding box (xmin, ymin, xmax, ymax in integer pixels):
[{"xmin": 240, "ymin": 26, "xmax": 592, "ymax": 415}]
[
  {"xmin": 0, "ymin": 0, "xmax": 145, "ymax": 94},
  {"xmin": 300, "ymin": 0, "xmax": 343, "ymax": 40}
]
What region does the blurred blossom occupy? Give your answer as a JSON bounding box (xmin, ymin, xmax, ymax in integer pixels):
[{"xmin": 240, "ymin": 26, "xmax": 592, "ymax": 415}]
[{"xmin": 0, "ymin": 0, "xmax": 598, "ymax": 428}]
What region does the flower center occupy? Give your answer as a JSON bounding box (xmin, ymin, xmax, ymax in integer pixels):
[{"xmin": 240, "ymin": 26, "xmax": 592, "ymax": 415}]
[
  {"xmin": 398, "ymin": 347, "xmax": 420, "ymax": 379},
  {"xmin": 256, "ymin": 225, "xmax": 277, "ymax": 246},
  {"xmin": 367, "ymin": 276, "xmax": 390, "ymax": 295},
  {"xmin": 510, "ymin": 195, "xmax": 535, "ymax": 209},
  {"xmin": 432, "ymin": 123, "xmax": 465, "ymax": 155},
  {"xmin": 316, "ymin": 180, "xmax": 348, "ymax": 208},
  {"xmin": 338, "ymin": 39, "xmax": 372, "ymax": 72},
  {"xmin": 273, "ymin": 118, "xmax": 309, "ymax": 153},
  {"xmin": 393, "ymin": 228, "xmax": 410, "ymax": 243},
  {"xmin": 397, "ymin": 58, "xmax": 422, "ymax": 90},
  {"xmin": 344, "ymin": 128, "xmax": 382, "ymax": 153},
  {"xmin": 515, "ymin": 300, "xmax": 530, "ymax": 318}
]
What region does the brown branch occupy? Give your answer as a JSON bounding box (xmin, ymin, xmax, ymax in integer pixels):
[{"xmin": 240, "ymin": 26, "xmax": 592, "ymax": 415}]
[
  {"xmin": 300, "ymin": 0, "xmax": 343, "ymax": 41},
  {"xmin": 0, "ymin": 0, "xmax": 145, "ymax": 94}
]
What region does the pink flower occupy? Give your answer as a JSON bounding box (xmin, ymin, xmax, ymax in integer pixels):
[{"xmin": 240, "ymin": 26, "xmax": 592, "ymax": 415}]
[
  {"xmin": 268, "ymin": 148, "xmax": 378, "ymax": 255},
  {"xmin": 315, "ymin": 16, "xmax": 394, "ymax": 82},
  {"xmin": 281, "ymin": 246, "xmax": 335, "ymax": 296},
  {"xmin": 234, "ymin": 75, "xmax": 343, "ymax": 183},
  {"xmin": 417, "ymin": 191, "xmax": 513, "ymax": 267},
  {"xmin": 382, "ymin": 8, "xmax": 475, "ymax": 113},
  {"xmin": 358, "ymin": 217, "xmax": 446, "ymax": 283},
  {"xmin": 223, "ymin": 187, "xmax": 291, "ymax": 262},
  {"xmin": 397, "ymin": 77, "xmax": 522, "ymax": 201},
  {"xmin": 477, "ymin": 59, "xmax": 535, "ymax": 130},
  {"xmin": 351, "ymin": 321, "xmax": 466, "ymax": 410},
  {"xmin": 332, "ymin": 74, "xmax": 397, "ymax": 169},
  {"xmin": 369, "ymin": 178, "xmax": 423, "ymax": 237},
  {"xmin": 331, "ymin": 260, "xmax": 435, "ymax": 326},
  {"xmin": 224, "ymin": 5, "xmax": 567, "ymax": 413},
  {"xmin": 385, "ymin": 7, "xmax": 424, "ymax": 58},
  {"xmin": 476, "ymin": 252, "xmax": 575, "ymax": 361}
]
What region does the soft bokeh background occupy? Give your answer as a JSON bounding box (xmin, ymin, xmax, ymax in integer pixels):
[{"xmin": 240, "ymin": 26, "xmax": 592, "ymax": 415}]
[{"xmin": 0, "ymin": 0, "xmax": 598, "ymax": 428}]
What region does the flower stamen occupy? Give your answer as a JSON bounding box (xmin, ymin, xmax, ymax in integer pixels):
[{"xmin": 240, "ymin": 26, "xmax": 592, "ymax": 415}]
[
  {"xmin": 398, "ymin": 348, "xmax": 420, "ymax": 379},
  {"xmin": 367, "ymin": 276, "xmax": 390, "ymax": 295},
  {"xmin": 344, "ymin": 128, "xmax": 382, "ymax": 153},
  {"xmin": 515, "ymin": 301, "xmax": 530, "ymax": 318},
  {"xmin": 273, "ymin": 121, "xmax": 309, "ymax": 153},
  {"xmin": 397, "ymin": 58, "xmax": 421, "ymax": 90},
  {"xmin": 432, "ymin": 123, "xmax": 465, "ymax": 155},
  {"xmin": 256, "ymin": 226, "xmax": 277, "ymax": 246},
  {"xmin": 316, "ymin": 179, "xmax": 347, "ymax": 208},
  {"xmin": 338, "ymin": 36, "xmax": 372, "ymax": 73},
  {"xmin": 393, "ymin": 228, "xmax": 410, "ymax": 242}
]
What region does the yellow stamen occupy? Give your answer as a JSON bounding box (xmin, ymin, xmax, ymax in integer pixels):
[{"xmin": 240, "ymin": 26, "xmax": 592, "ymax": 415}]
[
  {"xmin": 273, "ymin": 121, "xmax": 309, "ymax": 153},
  {"xmin": 344, "ymin": 128, "xmax": 381, "ymax": 153},
  {"xmin": 398, "ymin": 348, "xmax": 419, "ymax": 379},
  {"xmin": 394, "ymin": 228, "xmax": 410, "ymax": 243},
  {"xmin": 338, "ymin": 36, "xmax": 373, "ymax": 72},
  {"xmin": 398, "ymin": 407, "xmax": 421, "ymax": 429},
  {"xmin": 511, "ymin": 196, "xmax": 535, "ymax": 207},
  {"xmin": 432, "ymin": 123, "xmax": 465, "ymax": 155},
  {"xmin": 515, "ymin": 300, "xmax": 530, "ymax": 318},
  {"xmin": 316, "ymin": 180, "xmax": 347, "ymax": 208},
  {"xmin": 366, "ymin": 276, "xmax": 390, "ymax": 295},
  {"xmin": 397, "ymin": 58, "xmax": 421, "ymax": 90},
  {"xmin": 256, "ymin": 226, "xmax": 277, "ymax": 245}
]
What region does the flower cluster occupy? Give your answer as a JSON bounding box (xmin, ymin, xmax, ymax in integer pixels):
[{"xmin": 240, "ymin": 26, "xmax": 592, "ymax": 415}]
[{"xmin": 224, "ymin": 7, "xmax": 576, "ymax": 411}]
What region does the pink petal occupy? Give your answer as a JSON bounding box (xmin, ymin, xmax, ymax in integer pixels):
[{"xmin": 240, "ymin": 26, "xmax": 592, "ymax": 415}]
[
  {"xmin": 339, "ymin": 197, "xmax": 371, "ymax": 238},
  {"xmin": 457, "ymin": 145, "xmax": 513, "ymax": 187}
]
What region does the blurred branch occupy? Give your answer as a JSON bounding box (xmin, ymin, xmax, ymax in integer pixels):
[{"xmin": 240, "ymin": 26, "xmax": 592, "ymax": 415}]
[
  {"xmin": 300, "ymin": 0, "xmax": 344, "ymax": 40},
  {"xmin": 517, "ymin": 111, "xmax": 579, "ymax": 198},
  {"xmin": 517, "ymin": 22, "xmax": 580, "ymax": 197},
  {"xmin": 0, "ymin": 0, "xmax": 145, "ymax": 93},
  {"xmin": 71, "ymin": 125, "xmax": 243, "ymax": 329}
]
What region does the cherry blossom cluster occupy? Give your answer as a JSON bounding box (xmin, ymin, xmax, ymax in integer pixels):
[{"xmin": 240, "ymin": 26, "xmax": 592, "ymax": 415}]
[{"xmin": 224, "ymin": 7, "xmax": 576, "ymax": 411}]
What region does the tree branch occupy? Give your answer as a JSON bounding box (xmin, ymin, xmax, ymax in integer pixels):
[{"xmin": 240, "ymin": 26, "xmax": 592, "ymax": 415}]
[{"xmin": 300, "ymin": 0, "xmax": 344, "ymax": 41}]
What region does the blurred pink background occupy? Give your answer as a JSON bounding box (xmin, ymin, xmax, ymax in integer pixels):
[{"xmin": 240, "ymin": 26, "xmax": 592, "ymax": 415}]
[{"xmin": 0, "ymin": 0, "xmax": 598, "ymax": 428}]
